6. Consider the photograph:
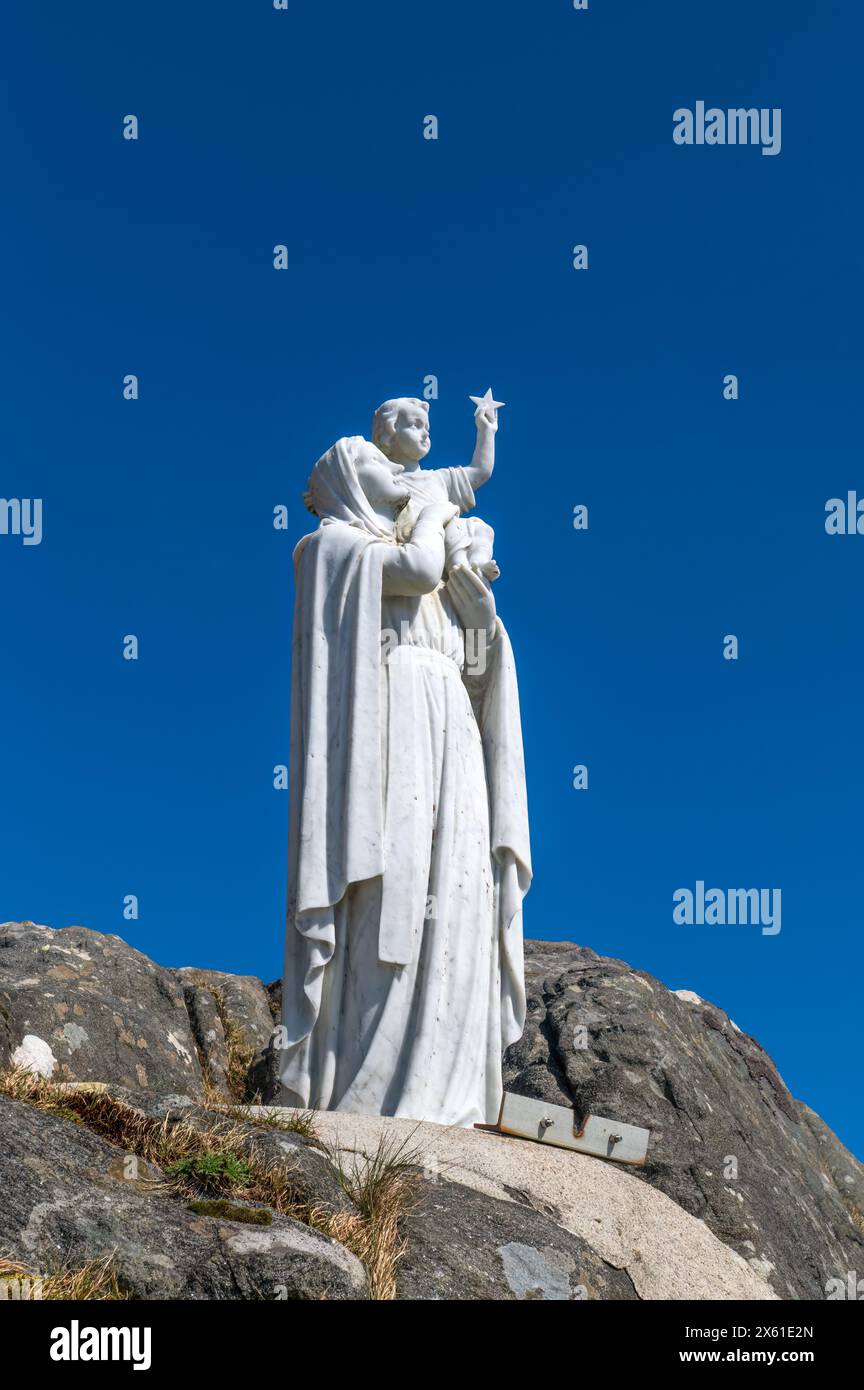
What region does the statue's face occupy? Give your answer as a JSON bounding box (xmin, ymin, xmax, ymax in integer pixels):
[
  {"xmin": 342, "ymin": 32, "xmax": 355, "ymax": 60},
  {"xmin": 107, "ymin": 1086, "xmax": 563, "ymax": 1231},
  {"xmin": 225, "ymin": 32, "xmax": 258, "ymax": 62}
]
[
  {"xmin": 389, "ymin": 406, "xmax": 430, "ymax": 462},
  {"xmin": 355, "ymin": 443, "xmax": 410, "ymax": 510}
]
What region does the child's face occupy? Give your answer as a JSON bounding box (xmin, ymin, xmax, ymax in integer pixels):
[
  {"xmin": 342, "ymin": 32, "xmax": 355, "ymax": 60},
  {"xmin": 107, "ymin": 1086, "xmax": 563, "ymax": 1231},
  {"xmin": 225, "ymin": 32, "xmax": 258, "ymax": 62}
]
[{"xmin": 390, "ymin": 407, "xmax": 430, "ymax": 462}]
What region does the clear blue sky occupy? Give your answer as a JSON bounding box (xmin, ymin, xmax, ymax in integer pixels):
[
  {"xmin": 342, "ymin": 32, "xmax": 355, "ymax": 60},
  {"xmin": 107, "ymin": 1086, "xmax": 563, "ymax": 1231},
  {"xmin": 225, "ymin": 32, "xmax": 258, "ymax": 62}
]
[{"xmin": 2, "ymin": 2, "xmax": 861, "ymax": 1155}]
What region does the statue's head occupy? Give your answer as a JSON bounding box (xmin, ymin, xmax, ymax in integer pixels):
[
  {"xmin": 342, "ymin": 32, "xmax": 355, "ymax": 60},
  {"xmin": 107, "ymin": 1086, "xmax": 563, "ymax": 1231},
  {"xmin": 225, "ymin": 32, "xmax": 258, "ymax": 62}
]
[
  {"xmin": 372, "ymin": 398, "xmax": 430, "ymax": 463},
  {"xmin": 353, "ymin": 439, "xmax": 411, "ymax": 511},
  {"xmin": 305, "ymin": 436, "xmax": 409, "ymax": 535}
]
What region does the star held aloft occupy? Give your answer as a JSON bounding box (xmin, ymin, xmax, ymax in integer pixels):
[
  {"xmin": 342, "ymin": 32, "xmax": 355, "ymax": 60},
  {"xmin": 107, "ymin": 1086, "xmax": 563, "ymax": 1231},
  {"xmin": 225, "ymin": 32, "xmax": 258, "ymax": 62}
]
[{"xmin": 469, "ymin": 388, "xmax": 505, "ymax": 414}]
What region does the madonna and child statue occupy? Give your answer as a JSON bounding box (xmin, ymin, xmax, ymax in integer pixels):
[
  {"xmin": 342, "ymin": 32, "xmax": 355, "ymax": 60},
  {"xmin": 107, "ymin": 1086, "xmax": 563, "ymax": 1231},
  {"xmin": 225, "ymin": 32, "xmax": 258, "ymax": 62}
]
[{"xmin": 278, "ymin": 392, "xmax": 532, "ymax": 1127}]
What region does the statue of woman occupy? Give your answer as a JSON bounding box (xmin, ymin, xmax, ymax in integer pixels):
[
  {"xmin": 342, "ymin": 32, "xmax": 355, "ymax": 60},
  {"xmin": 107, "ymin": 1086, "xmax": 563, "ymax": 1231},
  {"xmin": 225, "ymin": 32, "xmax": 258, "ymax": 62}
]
[{"xmin": 279, "ymin": 435, "xmax": 531, "ymax": 1127}]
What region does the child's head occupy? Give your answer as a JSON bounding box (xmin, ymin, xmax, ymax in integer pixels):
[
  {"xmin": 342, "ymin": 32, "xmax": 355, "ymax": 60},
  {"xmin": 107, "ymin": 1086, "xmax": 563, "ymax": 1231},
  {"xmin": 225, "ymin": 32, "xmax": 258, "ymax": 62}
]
[{"xmin": 372, "ymin": 398, "xmax": 430, "ymax": 463}]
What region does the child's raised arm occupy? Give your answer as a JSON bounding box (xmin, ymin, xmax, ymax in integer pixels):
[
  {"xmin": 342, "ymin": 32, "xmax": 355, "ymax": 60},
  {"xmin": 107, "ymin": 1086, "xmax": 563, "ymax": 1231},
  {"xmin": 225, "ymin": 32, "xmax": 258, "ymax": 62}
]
[{"xmin": 463, "ymin": 398, "xmax": 500, "ymax": 491}]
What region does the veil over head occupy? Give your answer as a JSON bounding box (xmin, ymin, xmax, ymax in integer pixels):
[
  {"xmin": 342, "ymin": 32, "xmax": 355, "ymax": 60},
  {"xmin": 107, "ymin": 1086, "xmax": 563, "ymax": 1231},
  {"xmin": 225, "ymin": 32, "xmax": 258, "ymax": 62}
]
[{"xmin": 305, "ymin": 435, "xmax": 396, "ymax": 540}]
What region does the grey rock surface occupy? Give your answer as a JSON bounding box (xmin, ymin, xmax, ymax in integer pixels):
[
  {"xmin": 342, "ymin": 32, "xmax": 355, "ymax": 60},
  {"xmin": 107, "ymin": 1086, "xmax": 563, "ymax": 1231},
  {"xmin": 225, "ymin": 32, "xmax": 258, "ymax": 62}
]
[
  {"xmin": 247, "ymin": 977, "xmax": 283, "ymax": 1103},
  {"xmin": 179, "ymin": 981, "xmax": 231, "ymax": 1096},
  {"xmin": 294, "ymin": 1108, "xmax": 777, "ymax": 1299},
  {"xmin": 173, "ymin": 966, "xmax": 276, "ymax": 1102},
  {"xmin": 0, "ymin": 1095, "xmax": 366, "ymax": 1300},
  {"xmin": 504, "ymin": 939, "xmax": 864, "ymax": 1300},
  {"xmin": 397, "ymin": 1176, "xmax": 638, "ymax": 1300},
  {"xmin": 247, "ymin": 1039, "xmax": 281, "ymax": 1104},
  {"xmin": 0, "ymin": 924, "xmax": 278, "ymax": 1103},
  {"xmin": 173, "ymin": 966, "xmax": 274, "ymax": 1058},
  {"xmin": 0, "ymin": 922, "xmax": 204, "ymax": 1096},
  {"xmin": 265, "ymin": 976, "xmax": 282, "ymax": 1021}
]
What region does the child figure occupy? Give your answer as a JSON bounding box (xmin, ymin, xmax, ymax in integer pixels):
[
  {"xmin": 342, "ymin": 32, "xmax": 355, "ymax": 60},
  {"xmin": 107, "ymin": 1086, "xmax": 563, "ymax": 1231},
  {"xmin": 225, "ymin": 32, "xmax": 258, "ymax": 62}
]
[{"xmin": 371, "ymin": 395, "xmax": 501, "ymax": 580}]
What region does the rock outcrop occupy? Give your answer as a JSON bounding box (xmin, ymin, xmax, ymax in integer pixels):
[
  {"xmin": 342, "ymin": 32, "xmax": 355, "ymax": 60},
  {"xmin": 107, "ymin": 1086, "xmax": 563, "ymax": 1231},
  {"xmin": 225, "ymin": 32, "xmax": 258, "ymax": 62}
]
[
  {"xmin": 503, "ymin": 940, "xmax": 864, "ymax": 1300},
  {"xmin": 0, "ymin": 1094, "xmax": 366, "ymax": 1300},
  {"xmin": 174, "ymin": 965, "xmax": 275, "ymax": 1098},
  {"xmin": 1, "ymin": 921, "xmax": 861, "ymax": 1301},
  {"xmin": 287, "ymin": 1109, "xmax": 776, "ymax": 1300},
  {"xmin": 0, "ymin": 922, "xmax": 274, "ymax": 1103},
  {"xmin": 0, "ymin": 922, "xmax": 206, "ymax": 1096}
]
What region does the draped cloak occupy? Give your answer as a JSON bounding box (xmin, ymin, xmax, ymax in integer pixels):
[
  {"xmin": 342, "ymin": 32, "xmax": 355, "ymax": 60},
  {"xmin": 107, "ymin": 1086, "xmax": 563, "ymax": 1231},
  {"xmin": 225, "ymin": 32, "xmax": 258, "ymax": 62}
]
[{"xmin": 279, "ymin": 495, "xmax": 531, "ymax": 1124}]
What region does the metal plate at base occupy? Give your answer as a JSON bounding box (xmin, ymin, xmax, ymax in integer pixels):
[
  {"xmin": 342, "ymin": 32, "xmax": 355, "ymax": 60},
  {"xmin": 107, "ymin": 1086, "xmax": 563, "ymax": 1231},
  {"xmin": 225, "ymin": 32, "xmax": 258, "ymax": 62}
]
[{"xmin": 492, "ymin": 1091, "xmax": 650, "ymax": 1166}]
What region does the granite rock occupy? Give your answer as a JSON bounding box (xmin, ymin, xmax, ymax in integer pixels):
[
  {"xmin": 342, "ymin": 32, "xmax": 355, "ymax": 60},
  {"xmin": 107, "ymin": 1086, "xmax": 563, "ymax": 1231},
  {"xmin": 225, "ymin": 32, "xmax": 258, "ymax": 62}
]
[
  {"xmin": 0, "ymin": 1094, "xmax": 366, "ymax": 1300},
  {"xmin": 0, "ymin": 922, "xmax": 204, "ymax": 1096},
  {"xmin": 504, "ymin": 939, "xmax": 864, "ymax": 1300}
]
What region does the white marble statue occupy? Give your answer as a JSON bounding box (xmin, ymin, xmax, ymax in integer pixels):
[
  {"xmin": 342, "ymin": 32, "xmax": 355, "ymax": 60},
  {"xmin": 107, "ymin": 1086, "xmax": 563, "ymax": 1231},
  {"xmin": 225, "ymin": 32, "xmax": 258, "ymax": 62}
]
[{"xmin": 279, "ymin": 395, "xmax": 531, "ymax": 1127}]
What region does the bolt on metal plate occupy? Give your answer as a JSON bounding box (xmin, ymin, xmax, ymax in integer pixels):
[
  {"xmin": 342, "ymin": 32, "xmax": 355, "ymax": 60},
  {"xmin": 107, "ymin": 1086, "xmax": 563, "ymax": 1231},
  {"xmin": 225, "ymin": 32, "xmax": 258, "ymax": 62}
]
[{"xmin": 482, "ymin": 1092, "xmax": 650, "ymax": 1166}]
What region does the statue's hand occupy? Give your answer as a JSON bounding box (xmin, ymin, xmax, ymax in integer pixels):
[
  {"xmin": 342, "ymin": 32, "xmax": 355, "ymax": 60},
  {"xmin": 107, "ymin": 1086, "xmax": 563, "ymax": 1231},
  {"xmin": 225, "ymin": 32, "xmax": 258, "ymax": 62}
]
[
  {"xmin": 474, "ymin": 406, "xmax": 499, "ymax": 435},
  {"xmin": 447, "ymin": 563, "xmax": 497, "ymax": 639}
]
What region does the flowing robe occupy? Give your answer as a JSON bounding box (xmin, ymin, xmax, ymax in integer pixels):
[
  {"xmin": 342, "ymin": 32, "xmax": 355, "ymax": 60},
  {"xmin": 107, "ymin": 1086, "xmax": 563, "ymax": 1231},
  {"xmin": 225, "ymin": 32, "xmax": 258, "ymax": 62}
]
[{"xmin": 279, "ymin": 518, "xmax": 531, "ymax": 1126}]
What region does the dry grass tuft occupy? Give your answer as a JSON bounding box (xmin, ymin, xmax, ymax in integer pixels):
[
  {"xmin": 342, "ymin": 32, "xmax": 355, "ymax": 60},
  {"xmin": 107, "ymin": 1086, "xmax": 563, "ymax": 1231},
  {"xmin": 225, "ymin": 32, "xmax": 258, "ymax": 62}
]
[
  {"xmin": 324, "ymin": 1131, "xmax": 423, "ymax": 1300},
  {"xmin": 0, "ymin": 1066, "xmax": 291, "ymax": 1205},
  {"xmin": 222, "ymin": 1102, "xmax": 321, "ymax": 1142},
  {"xmin": 0, "ymin": 1252, "xmax": 129, "ymax": 1301}
]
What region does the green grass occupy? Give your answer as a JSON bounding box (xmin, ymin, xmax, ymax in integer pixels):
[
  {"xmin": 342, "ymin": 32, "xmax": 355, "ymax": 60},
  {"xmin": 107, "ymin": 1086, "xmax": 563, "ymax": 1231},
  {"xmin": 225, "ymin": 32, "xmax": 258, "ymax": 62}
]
[{"xmin": 166, "ymin": 1152, "xmax": 252, "ymax": 1189}]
